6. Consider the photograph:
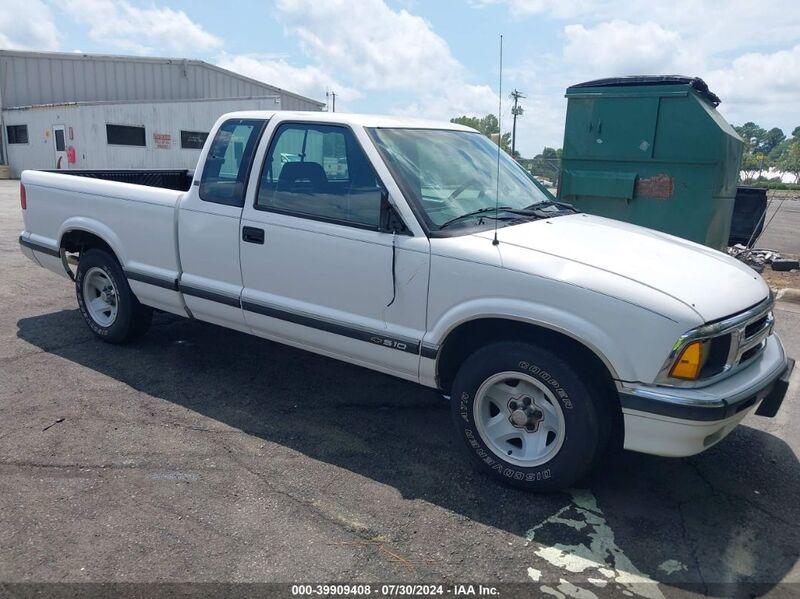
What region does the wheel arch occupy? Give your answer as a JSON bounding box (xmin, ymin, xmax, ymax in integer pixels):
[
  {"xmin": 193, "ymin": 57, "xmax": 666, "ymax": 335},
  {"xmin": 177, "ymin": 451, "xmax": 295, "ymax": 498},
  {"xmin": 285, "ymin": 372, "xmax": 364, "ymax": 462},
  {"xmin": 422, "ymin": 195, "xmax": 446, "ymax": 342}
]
[
  {"xmin": 434, "ymin": 316, "xmax": 621, "ymax": 399},
  {"xmin": 58, "ymin": 218, "xmax": 126, "ymax": 266}
]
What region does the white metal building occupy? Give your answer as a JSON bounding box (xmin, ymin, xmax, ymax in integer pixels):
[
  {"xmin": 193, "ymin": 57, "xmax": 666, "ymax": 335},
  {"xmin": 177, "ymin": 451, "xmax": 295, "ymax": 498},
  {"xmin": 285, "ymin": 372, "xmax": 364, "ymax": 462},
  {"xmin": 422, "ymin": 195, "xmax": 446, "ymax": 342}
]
[{"xmin": 0, "ymin": 50, "xmax": 325, "ymax": 176}]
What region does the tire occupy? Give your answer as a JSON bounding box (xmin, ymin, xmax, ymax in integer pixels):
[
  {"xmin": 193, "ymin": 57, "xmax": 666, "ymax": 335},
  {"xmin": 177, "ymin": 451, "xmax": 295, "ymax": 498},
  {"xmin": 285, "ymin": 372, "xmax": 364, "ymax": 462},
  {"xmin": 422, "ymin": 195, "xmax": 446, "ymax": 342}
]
[
  {"xmin": 75, "ymin": 248, "xmax": 152, "ymax": 344},
  {"xmin": 450, "ymin": 341, "xmax": 607, "ymax": 492}
]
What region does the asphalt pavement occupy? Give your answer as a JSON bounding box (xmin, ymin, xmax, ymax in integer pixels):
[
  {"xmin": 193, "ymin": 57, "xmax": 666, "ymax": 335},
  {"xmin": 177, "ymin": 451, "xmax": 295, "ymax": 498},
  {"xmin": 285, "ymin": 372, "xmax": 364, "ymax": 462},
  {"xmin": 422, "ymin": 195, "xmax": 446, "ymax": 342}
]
[
  {"xmin": 753, "ymin": 194, "xmax": 800, "ymax": 256},
  {"xmin": 0, "ymin": 179, "xmax": 798, "ymax": 597}
]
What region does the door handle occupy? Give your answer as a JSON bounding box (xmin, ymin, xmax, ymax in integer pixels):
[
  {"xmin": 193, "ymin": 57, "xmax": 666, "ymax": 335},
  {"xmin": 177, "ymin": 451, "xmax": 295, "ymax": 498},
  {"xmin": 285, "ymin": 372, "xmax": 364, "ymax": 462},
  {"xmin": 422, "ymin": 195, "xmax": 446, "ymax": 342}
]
[{"xmin": 242, "ymin": 226, "xmax": 265, "ymax": 244}]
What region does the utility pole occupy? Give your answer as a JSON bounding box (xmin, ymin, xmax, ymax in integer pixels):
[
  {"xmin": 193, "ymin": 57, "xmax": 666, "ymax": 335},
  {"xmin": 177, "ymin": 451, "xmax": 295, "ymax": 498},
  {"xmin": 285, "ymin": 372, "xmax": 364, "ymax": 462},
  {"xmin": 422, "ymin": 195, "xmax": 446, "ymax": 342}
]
[
  {"xmin": 325, "ymin": 90, "xmax": 337, "ymax": 112},
  {"xmin": 510, "ymin": 89, "xmax": 525, "ymax": 158}
]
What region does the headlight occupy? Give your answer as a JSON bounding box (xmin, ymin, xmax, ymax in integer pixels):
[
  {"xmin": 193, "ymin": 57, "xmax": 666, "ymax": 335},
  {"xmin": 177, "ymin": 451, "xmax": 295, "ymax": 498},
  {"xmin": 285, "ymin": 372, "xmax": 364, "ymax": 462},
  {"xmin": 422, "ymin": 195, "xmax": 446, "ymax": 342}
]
[
  {"xmin": 656, "ymin": 295, "xmax": 773, "ymax": 388},
  {"xmin": 668, "ymin": 336, "xmax": 731, "ymax": 381},
  {"xmin": 669, "ymin": 340, "xmax": 707, "ymax": 380}
]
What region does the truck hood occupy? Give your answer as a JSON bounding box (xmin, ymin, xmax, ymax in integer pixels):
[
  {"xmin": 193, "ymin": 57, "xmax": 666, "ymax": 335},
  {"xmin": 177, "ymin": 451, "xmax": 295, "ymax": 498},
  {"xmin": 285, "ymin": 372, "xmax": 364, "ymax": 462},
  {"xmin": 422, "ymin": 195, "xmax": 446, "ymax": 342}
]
[{"xmin": 474, "ymin": 213, "xmax": 769, "ymax": 322}]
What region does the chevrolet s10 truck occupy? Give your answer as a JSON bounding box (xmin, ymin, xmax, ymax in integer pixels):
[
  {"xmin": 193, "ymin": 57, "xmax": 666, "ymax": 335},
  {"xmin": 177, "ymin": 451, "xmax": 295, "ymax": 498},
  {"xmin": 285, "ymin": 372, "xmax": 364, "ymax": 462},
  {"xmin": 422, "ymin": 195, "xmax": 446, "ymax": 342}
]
[{"xmin": 18, "ymin": 111, "xmax": 794, "ymax": 491}]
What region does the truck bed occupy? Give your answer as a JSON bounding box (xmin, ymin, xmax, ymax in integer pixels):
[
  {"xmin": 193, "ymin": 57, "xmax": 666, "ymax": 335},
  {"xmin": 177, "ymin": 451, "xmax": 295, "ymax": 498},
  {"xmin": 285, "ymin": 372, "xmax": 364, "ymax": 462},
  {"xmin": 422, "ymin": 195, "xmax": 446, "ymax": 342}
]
[
  {"xmin": 19, "ymin": 169, "xmax": 185, "ymax": 317},
  {"xmin": 42, "ymin": 169, "xmax": 194, "ymax": 192}
]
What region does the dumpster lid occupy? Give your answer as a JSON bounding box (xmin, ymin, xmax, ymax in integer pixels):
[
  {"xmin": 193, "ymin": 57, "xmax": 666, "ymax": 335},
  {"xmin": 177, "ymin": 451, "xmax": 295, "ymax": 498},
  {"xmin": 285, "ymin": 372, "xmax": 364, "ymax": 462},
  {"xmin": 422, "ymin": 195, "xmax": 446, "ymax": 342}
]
[{"xmin": 569, "ymin": 75, "xmax": 721, "ymax": 107}]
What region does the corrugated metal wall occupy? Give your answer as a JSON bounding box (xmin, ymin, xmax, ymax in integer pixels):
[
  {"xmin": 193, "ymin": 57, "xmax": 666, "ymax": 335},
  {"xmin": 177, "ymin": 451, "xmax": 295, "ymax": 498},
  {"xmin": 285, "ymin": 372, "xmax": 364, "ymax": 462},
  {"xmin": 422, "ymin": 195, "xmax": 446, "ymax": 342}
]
[
  {"xmin": 3, "ymin": 97, "xmax": 285, "ymax": 176},
  {"xmin": 0, "ymin": 50, "xmax": 323, "ymax": 110}
]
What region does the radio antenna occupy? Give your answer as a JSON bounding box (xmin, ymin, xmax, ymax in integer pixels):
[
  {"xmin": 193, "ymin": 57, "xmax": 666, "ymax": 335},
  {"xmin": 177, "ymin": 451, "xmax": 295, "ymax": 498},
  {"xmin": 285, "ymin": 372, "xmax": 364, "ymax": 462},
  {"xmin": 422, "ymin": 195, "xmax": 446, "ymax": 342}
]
[{"xmin": 493, "ymin": 34, "xmax": 503, "ymax": 246}]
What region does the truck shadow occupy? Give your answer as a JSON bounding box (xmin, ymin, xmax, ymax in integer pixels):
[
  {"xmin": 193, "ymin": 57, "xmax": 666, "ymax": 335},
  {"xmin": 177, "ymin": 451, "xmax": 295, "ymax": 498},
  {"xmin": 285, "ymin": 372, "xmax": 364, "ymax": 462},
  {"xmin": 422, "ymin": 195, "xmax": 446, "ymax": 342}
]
[{"xmin": 17, "ymin": 309, "xmax": 800, "ymax": 595}]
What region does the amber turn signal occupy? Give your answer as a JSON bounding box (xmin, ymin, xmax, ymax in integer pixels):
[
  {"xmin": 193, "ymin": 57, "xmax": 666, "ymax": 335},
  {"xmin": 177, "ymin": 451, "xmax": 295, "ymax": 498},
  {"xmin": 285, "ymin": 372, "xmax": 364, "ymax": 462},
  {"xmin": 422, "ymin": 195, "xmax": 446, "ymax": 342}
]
[{"xmin": 670, "ymin": 340, "xmax": 706, "ymax": 380}]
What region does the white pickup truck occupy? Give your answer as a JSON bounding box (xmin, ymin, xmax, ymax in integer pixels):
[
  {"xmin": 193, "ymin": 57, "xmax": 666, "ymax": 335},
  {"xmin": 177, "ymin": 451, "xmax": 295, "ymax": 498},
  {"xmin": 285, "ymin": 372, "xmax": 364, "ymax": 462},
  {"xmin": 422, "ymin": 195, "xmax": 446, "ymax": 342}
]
[{"xmin": 19, "ymin": 111, "xmax": 794, "ymax": 491}]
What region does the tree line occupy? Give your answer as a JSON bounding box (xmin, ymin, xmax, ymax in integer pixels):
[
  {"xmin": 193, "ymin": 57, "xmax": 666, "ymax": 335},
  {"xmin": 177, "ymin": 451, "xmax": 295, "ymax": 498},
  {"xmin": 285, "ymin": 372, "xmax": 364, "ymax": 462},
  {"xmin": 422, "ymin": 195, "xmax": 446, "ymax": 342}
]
[{"xmin": 735, "ymin": 122, "xmax": 800, "ymax": 184}]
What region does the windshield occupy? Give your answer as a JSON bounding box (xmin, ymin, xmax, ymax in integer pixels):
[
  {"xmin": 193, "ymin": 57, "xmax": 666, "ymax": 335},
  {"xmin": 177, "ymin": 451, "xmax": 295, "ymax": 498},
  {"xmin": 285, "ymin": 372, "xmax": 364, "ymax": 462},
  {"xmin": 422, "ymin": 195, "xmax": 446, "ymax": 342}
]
[{"xmin": 368, "ymin": 128, "xmax": 553, "ymax": 232}]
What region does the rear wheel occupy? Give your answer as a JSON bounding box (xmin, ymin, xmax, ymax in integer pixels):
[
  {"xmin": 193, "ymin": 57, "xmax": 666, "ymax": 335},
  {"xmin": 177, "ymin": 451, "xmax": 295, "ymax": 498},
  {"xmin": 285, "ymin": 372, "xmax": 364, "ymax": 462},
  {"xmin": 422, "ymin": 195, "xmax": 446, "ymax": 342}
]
[
  {"xmin": 450, "ymin": 341, "xmax": 607, "ymax": 492},
  {"xmin": 75, "ymin": 249, "xmax": 152, "ymax": 343}
]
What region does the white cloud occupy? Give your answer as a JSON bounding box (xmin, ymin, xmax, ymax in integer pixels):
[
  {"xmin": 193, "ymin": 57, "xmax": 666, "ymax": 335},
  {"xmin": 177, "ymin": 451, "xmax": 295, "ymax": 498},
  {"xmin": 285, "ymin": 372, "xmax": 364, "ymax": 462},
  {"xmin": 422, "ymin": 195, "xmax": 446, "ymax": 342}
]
[
  {"xmin": 563, "ymin": 20, "xmax": 697, "ymax": 75},
  {"xmin": 217, "ymin": 53, "xmax": 360, "ymax": 105},
  {"xmin": 480, "ymin": 0, "xmax": 800, "ymax": 152},
  {"xmin": 706, "ymin": 44, "xmax": 800, "ymax": 133},
  {"xmin": 393, "ymin": 82, "xmax": 498, "ymax": 122},
  {"xmin": 61, "ymin": 0, "xmax": 223, "ymax": 55},
  {"xmin": 707, "ymin": 45, "xmax": 800, "ymax": 106},
  {"xmin": 0, "ymin": 0, "xmax": 59, "ymax": 51},
  {"xmin": 275, "ymin": 0, "xmax": 464, "ymax": 92},
  {"xmin": 476, "ymin": 0, "xmax": 800, "ymax": 50},
  {"xmin": 470, "ymin": 0, "xmax": 599, "ymax": 19},
  {"xmin": 221, "ymin": 0, "xmax": 498, "ymax": 117}
]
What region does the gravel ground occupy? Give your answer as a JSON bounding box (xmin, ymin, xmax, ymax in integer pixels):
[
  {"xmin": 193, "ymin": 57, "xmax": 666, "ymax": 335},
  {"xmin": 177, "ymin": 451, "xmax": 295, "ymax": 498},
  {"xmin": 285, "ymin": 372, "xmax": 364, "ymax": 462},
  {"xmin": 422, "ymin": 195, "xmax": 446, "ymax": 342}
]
[{"xmin": 0, "ymin": 180, "xmax": 798, "ymax": 597}]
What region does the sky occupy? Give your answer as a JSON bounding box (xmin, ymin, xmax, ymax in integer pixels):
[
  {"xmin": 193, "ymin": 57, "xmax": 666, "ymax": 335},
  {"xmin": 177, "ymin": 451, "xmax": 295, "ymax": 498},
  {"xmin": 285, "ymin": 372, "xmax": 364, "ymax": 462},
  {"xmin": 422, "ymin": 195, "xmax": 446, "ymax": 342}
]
[{"xmin": 2, "ymin": 0, "xmax": 800, "ymax": 156}]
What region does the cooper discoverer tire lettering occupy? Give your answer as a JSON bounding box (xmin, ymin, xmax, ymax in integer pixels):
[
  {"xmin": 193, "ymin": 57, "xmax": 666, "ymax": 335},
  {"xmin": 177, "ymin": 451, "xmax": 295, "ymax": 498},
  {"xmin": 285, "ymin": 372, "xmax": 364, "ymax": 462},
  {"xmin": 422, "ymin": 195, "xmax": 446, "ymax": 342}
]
[{"xmin": 450, "ymin": 341, "xmax": 607, "ymax": 492}]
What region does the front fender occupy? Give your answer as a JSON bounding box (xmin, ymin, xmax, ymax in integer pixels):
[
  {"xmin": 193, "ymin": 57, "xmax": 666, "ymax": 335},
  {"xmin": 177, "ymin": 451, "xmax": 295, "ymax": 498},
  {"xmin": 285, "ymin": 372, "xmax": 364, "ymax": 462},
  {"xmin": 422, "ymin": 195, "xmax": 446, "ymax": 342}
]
[
  {"xmin": 422, "ymin": 286, "xmax": 689, "ymax": 386},
  {"xmin": 423, "ymin": 297, "xmax": 634, "ymax": 381}
]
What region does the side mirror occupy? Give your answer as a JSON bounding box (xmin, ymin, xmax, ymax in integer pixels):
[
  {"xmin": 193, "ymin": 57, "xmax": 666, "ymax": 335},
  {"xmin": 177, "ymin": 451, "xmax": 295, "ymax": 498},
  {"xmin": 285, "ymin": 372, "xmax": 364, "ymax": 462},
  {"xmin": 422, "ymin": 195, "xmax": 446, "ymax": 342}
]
[{"xmin": 380, "ymin": 192, "xmax": 408, "ymax": 234}]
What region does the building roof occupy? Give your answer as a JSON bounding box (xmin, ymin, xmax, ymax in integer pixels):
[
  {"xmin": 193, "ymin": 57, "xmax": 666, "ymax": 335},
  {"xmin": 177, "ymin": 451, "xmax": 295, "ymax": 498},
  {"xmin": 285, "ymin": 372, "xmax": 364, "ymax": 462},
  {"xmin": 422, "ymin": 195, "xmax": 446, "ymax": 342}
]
[{"xmin": 0, "ymin": 49, "xmax": 324, "ymax": 110}]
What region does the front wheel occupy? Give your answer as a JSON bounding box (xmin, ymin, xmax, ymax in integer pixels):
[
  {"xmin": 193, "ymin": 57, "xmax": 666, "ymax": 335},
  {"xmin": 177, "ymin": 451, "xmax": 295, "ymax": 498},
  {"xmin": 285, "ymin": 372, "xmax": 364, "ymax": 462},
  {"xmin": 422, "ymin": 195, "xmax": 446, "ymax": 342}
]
[
  {"xmin": 450, "ymin": 341, "xmax": 607, "ymax": 492},
  {"xmin": 75, "ymin": 248, "xmax": 152, "ymax": 344}
]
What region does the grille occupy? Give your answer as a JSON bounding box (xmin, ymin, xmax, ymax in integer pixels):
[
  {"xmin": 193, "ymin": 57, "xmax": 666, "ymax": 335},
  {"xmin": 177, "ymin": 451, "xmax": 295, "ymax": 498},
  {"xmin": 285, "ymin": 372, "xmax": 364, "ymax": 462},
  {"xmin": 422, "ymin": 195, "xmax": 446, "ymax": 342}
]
[
  {"xmin": 744, "ymin": 314, "xmax": 769, "ymax": 339},
  {"xmin": 733, "ymin": 307, "xmax": 773, "ymax": 368}
]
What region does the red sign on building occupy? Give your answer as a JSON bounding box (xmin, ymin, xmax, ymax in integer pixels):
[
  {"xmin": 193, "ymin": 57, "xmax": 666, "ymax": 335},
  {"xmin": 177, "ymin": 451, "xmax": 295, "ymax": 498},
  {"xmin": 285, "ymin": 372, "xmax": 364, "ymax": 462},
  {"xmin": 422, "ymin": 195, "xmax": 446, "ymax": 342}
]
[{"xmin": 153, "ymin": 133, "xmax": 171, "ymax": 149}]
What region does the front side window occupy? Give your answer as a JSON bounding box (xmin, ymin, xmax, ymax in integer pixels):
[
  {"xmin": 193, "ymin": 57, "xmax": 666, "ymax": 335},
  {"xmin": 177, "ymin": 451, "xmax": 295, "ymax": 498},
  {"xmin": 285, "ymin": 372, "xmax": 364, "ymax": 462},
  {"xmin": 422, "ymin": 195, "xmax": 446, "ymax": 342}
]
[
  {"xmin": 106, "ymin": 124, "xmax": 146, "ymax": 146},
  {"xmin": 7, "ymin": 125, "xmax": 28, "ymax": 144},
  {"xmin": 256, "ymin": 123, "xmax": 384, "ymax": 228},
  {"xmin": 199, "ymin": 119, "xmax": 264, "ymax": 207},
  {"xmin": 368, "ymin": 128, "xmax": 552, "ymax": 232}
]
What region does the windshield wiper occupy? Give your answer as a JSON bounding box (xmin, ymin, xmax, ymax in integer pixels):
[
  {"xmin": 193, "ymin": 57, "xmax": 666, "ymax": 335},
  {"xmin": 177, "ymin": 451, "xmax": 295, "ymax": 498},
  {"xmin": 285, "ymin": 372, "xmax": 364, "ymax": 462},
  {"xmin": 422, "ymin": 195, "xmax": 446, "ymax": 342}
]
[
  {"xmin": 524, "ymin": 199, "xmax": 578, "ymax": 213},
  {"xmin": 438, "ymin": 200, "xmax": 576, "ymax": 231},
  {"xmin": 438, "ymin": 206, "xmax": 516, "ymax": 230}
]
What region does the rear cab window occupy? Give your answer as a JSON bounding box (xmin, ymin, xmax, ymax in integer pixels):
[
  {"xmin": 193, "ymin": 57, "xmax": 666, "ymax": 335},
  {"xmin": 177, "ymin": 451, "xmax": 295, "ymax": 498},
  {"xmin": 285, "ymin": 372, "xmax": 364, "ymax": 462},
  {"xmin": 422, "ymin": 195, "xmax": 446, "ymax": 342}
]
[{"xmin": 200, "ymin": 118, "xmax": 265, "ymax": 207}]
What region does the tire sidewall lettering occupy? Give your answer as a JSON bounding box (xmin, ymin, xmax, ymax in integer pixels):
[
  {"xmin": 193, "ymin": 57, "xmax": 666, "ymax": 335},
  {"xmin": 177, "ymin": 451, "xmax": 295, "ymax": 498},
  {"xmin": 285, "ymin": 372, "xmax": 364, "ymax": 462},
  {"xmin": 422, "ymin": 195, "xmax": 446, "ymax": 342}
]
[
  {"xmin": 463, "ymin": 426, "xmax": 552, "ymax": 481},
  {"xmin": 451, "ymin": 344, "xmax": 601, "ymax": 491},
  {"xmin": 454, "ymin": 354, "xmax": 586, "ymax": 486},
  {"xmin": 518, "ymin": 360, "xmax": 573, "ymax": 409}
]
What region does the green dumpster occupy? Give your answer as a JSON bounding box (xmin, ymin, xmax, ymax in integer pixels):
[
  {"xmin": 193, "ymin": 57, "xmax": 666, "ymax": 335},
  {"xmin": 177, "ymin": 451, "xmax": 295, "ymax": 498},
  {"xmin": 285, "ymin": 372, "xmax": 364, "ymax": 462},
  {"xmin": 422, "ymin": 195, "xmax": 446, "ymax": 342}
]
[{"xmin": 557, "ymin": 76, "xmax": 743, "ymax": 250}]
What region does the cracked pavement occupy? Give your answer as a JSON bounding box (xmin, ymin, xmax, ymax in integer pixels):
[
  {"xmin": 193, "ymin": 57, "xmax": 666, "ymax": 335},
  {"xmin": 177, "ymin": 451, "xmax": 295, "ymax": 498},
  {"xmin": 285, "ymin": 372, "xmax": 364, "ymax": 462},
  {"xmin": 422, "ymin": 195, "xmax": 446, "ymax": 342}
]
[{"xmin": 0, "ymin": 180, "xmax": 798, "ymax": 596}]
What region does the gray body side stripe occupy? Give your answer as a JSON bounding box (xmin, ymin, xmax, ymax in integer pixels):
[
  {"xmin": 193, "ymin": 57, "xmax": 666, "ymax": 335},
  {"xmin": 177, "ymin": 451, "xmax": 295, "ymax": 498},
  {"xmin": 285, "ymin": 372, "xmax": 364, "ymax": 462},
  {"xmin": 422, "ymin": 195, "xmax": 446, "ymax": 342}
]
[
  {"xmin": 420, "ymin": 343, "xmax": 439, "ymax": 359},
  {"xmin": 178, "ymin": 284, "xmax": 241, "ymax": 308},
  {"xmin": 242, "ymin": 300, "xmax": 421, "ymax": 355},
  {"xmin": 124, "ymin": 269, "xmax": 179, "ymax": 291},
  {"xmin": 121, "ymin": 270, "xmax": 436, "ymax": 357},
  {"xmin": 19, "ymin": 236, "xmax": 60, "ymax": 257}
]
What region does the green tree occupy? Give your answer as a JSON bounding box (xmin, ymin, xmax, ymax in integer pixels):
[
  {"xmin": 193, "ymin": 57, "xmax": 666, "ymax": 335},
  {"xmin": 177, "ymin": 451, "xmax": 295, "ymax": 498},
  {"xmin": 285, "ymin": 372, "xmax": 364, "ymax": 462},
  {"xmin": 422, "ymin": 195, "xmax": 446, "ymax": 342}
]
[
  {"xmin": 734, "ymin": 122, "xmax": 784, "ymax": 177},
  {"xmin": 792, "ymin": 125, "xmax": 800, "ymax": 139},
  {"xmin": 541, "ymin": 147, "xmax": 558, "ymax": 159},
  {"xmin": 528, "ymin": 146, "xmax": 561, "ymax": 181},
  {"xmin": 762, "ymin": 127, "xmax": 786, "ymax": 154},
  {"xmin": 778, "ymin": 140, "xmax": 800, "ymax": 183},
  {"xmin": 740, "ymin": 151, "xmax": 761, "ymax": 176},
  {"xmin": 768, "ymin": 138, "xmax": 792, "ymax": 162},
  {"xmin": 735, "ymin": 122, "xmax": 767, "ymax": 151},
  {"xmin": 450, "ymin": 114, "xmax": 512, "ymax": 153}
]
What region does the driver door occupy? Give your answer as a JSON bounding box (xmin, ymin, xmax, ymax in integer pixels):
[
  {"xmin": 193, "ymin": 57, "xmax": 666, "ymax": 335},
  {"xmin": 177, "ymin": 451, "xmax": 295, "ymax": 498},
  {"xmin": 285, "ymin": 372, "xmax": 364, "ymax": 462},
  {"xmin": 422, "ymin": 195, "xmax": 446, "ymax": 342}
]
[{"xmin": 239, "ymin": 120, "xmax": 430, "ymax": 380}]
